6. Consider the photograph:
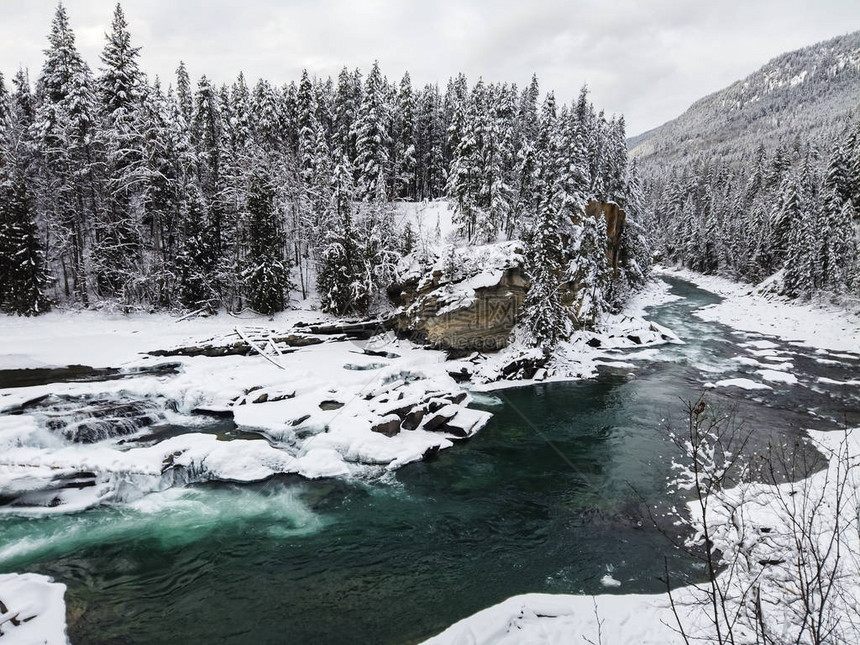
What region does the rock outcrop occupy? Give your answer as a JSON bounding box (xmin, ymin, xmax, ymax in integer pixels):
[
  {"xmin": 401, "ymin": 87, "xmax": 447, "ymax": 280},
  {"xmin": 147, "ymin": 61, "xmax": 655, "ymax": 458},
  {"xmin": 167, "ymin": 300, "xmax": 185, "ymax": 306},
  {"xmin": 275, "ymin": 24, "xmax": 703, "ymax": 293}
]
[
  {"xmin": 585, "ymin": 200, "xmax": 626, "ymax": 272},
  {"xmin": 389, "ymin": 202, "xmax": 628, "ymax": 352},
  {"xmin": 388, "ymin": 242, "xmax": 528, "ymax": 352}
]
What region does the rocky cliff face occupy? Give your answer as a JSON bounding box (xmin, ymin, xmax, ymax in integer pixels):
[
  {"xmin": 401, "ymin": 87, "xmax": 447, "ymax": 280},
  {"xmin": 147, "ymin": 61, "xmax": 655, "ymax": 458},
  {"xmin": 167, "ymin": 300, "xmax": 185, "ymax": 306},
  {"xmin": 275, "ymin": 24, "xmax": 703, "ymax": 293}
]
[
  {"xmin": 585, "ymin": 200, "xmax": 626, "ymax": 272},
  {"xmin": 389, "ymin": 202, "xmax": 628, "ymax": 352},
  {"xmin": 388, "ymin": 241, "xmax": 528, "ymax": 353}
]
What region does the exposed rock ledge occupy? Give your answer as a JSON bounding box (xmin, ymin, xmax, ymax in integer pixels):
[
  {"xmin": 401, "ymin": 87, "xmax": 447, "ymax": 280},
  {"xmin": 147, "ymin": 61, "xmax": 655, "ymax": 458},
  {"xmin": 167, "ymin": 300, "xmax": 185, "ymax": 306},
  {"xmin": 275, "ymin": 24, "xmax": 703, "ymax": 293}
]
[
  {"xmin": 389, "ymin": 241, "xmax": 528, "ymax": 353},
  {"xmin": 388, "ymin": 200, "xmax": 630, "ymax": 353}
]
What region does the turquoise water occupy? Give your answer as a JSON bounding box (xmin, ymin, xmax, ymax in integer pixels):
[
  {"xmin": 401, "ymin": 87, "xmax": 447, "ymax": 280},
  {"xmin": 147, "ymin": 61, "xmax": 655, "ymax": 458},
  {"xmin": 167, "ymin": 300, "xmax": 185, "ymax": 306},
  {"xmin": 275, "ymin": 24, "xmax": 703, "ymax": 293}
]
[{"xmin": 1, "ymin": 277, "xmax": 857, "ymax": 644}]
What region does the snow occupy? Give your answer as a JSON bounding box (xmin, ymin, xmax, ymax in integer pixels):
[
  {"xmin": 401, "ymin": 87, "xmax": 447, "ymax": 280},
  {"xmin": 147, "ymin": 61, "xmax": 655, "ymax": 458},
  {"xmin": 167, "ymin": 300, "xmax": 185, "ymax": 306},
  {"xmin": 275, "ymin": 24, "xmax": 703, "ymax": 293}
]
[
  {"xmin": 600, "ymin": 574, "xmax": 621, "ymax": 588},
  {"xmin": 658, "ymin": 266, "xmax": 860, "ymax": 354},
  {"xmin": 709, "ymin": 378, "xmax": 772, "ymax": 391},
  {"xmin": 757, "ymin": 369, "xmax": 799, "ymax": 384},
  {"xmin": 424, "ymin": 592, "xmax": 676, "ymax": 645},
  {"xmin": 0, "ymin": 573, "xmax": 68, "ymax": 644},
  {"xmin": 0, "ymin": 310, "xmax": 490, "ymax": 514},
  {"xmin": 468, "ymin": 278, "xmax": 683, "ymax": 389},
  {"xmin": 817, "ymin": 376, "xmax": 860, "ymax": 386}
]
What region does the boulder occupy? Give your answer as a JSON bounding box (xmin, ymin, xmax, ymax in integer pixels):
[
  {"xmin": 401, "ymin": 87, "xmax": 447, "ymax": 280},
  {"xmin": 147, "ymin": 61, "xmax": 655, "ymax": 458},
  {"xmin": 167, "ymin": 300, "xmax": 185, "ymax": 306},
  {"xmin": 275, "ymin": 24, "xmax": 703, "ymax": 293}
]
[
  {"xmin": 421, "ymin": 404, "xmax": 460, "ymax": 431},
  {"xmin": 402, "ymin": 407, "xmax": 427, "ymax": 430},
  {"xmin": 370, "ymin": 415, "xmax": 401, "ymax": 437}
]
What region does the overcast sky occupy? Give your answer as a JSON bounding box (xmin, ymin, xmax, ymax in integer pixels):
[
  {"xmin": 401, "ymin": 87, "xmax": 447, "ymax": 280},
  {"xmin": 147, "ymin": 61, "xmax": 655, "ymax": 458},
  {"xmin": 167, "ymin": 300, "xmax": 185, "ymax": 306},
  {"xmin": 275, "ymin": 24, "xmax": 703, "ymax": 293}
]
[{"xmin": 2, "ymin": 0, "xmax": 859, "ymax": 136}]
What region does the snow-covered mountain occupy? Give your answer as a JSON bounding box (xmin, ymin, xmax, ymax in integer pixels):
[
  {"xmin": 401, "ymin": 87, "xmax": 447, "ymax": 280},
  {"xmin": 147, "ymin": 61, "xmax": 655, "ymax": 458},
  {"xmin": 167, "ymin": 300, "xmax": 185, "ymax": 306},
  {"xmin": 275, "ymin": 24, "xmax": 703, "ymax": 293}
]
[{"xmin": 630, "ymin": 30, "xmax": 860, "ymax": 168}]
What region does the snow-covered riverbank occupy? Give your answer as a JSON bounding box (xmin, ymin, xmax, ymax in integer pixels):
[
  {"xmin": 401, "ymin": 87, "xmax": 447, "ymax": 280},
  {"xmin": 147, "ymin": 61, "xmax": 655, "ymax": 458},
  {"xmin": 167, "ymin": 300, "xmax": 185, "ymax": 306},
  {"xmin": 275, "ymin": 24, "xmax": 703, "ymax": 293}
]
[
  {"xmin": 657, "ymin": 266, "xmax": 860, "ymax": 354},
  {"xmin": 426, "ymin": 426, "xmax": 860, "ymax": 644},
  {"xmin": 424, "ymin": 269, "xmax": 860, "ymax": 645},
  {"xmin": 0, "ymin": 277, "xmax": 683, "ymax": 515}
]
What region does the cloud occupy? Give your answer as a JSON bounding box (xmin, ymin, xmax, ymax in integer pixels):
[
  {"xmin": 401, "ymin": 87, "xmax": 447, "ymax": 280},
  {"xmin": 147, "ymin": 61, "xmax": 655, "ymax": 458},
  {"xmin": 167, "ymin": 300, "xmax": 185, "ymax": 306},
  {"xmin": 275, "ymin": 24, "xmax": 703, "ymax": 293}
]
[{"xmin": 1, "ymin": 0, "xmax": 859, "ymax": 135}]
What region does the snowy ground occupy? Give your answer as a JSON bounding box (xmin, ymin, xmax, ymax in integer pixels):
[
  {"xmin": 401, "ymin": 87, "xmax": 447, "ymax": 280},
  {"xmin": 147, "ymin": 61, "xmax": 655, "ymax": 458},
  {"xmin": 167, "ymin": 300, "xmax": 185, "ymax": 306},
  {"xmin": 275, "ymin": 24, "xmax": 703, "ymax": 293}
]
[{"xmin": 0, "ymin": 573, "xmax": 68, "ymax": 644}]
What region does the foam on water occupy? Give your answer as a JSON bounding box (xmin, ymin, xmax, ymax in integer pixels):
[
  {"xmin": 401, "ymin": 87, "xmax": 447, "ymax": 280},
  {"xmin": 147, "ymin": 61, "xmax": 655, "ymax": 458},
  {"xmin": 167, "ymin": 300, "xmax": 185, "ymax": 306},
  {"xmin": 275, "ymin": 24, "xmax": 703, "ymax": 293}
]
[{"xmin": 0, "ymin": 481, "xmax": 324, "ymax": 567}]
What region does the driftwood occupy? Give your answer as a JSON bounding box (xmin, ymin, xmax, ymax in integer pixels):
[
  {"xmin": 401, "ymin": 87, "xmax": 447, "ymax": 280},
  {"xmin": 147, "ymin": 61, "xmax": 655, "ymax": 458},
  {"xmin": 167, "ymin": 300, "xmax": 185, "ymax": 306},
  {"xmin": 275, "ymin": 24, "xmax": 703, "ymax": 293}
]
[
  {"xmin": 234, "ymin": 327, "xmax": 286, "ymax": 370},
  {"xmin": 148, "ymin": 331, "xmax": 324, "ymax": 358},
  {"xmin": 304, "ymin": 317, "xmax": 396, "ymax": 339}
]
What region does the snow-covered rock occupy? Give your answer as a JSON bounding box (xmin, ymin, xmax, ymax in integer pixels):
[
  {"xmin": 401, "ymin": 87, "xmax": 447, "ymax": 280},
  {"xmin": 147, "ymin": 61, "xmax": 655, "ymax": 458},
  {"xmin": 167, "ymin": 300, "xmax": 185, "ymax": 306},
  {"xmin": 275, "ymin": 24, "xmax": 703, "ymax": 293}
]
[{"xmin": 0, "ymin": 573, "xmax": 68, "ymax": 644}]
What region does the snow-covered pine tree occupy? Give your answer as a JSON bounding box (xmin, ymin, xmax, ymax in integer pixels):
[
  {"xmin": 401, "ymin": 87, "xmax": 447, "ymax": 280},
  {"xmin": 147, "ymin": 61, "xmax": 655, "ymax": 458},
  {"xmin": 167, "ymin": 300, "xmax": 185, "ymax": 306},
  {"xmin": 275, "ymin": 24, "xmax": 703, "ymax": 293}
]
[
  {"xmin": 175, "ymin": 186, "xmax": 218, "ymax": 311},
  {"xmin": 415, "ymin": 83, "xmax": 445, "ymax": 200},
  {"xmin": 1, "ymin": 69, "xmax": 51, "ymax": 315},
  {"xmin": 520, "ymin": 92, "xmax": 571, "ymax": 350},
  {"xmin": 353, "ymin": 61, "xmax": 391, "ymax": 201},
  {"xmin": 333, "ymin": 68, "xmax": 362, "ymax": 167},
  {"xmin": 444, "ymin": 74, "xmax": 469, "ymax": 171},
  {"xmin": 239, "ymin": 155, "xmax": 291, "ymax": 315},
  {"xmin": 175, "ymin": 61, "xmax": 193, "ymax": 126},
  {"xmin": 616, "ymin": 159, "xmax": 652, "ymax": 293},
  {"xmin": 191, "ymin": 75, "xmax": 226, "ymax": 286},
  {"xmin": 521, "ymin": 193, "xmax": 569, "ymax": 352},
  {"xmin": 393, "ymin": 72, "xmax": 417, "ymax": 200},
  {"xmin": 93, "ymin": 2, "xmax": 147, "ymax": 302},
  {"xmin": 138, "ymin": 79, "xmax": 185, "ymax": 306},
  {"xmin": 818, "ymin": 148, "xmax": 858, "ymax": 292},
  {"xmin": 781, "ymin": 159, "xmax": 820, "ymax": 296},
  {"xmin": 360, "ymin": 168, "xmax": 401, "ymax": 292},
  {"xmin": 34, "ymin": 4, "xmax": 100, "ymax": 306},
  {"xmin": 446, "ymin": 78, "xmax": 480, "ymax": 240},
  {"xmin": 317, "ymin": 158, "xmax": 373, "ymax": 316},
  {"xmin": 517, "ymin": 74, "xmax": 540, "ymax": 149},
  {"xmin": 0, "ymin": 174, "xmax": 51, "ymax": 316},
  {"xmin": 475, "ymin": 82, "xmax": 514, "ymax": 242},
  {"xmin": 296, "ymin": 70, "xmax": 319, "ymax": 185},
  {"xmin": 251, "ymin": 79, "xmax": 283, "ymax": 151}
]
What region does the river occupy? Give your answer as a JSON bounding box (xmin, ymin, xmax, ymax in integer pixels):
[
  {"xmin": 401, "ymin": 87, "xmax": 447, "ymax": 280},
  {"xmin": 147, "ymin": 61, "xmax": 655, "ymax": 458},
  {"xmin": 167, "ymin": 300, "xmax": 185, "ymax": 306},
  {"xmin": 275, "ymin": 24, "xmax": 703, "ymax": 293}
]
[{"xmin": 0, "ymin": 276, "xmax": 857, "ymax": 644}]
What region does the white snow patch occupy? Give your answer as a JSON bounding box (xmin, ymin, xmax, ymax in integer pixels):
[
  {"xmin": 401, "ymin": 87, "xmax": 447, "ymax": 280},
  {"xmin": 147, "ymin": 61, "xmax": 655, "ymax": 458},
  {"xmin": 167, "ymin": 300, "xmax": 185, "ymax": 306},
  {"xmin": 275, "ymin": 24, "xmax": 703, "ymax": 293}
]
[
  {"xmin": 743, "ymin": 339, "xmax": 779, "ymax": 349},
  {"xmin": 818, "ymin": 376, "xmax": 860, "ymax": 386},
  {"xmin": 756, "ymin": 369, "xmax": 799, "ymax": 385},
  {"xmin": 730, "ymin": 356, "xmax": 763, "ymax": 367},
  {"xmin": 711, "ymin": 378, "xmax": 772, "ymax": 391},
  {"xmin": 600, "ymin": 574, "xmax": 621, "ymax": 588},
  {"xmin": 0, "ymin": 573, "xmax": 68, "ymax": 644}
]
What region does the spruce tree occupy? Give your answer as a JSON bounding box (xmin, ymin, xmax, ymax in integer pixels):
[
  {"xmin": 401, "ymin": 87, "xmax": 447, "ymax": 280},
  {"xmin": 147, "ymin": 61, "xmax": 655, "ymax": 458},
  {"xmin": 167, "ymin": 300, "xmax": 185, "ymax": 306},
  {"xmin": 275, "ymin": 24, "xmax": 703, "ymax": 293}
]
[
  {"xmin": 175, "ymin": 187, "xmax": 218, "ymax": 311},
  {"xmin": 521, "ymin": 199, "xmax": 568, "ymax": 352},
  {"xmin": 318, "ymin": 159, "xmax": 372, "ymax": 316},
  {"xmin": 94, "ymin": 2, "xmax": 146, "ymax": 301},
  {"xmin": 0, "ymin": 134, "xmax": 51, "ymax": 316},
  {"xmin": 353, "ymin": 61, "xmax": 391, "ymax": 200},
  {"xmin": 239, "ymin": 158, "xmax": 291, "ymax": 315},
  {"xmin": 35, "ymin": 3, "xmax": 100, "ymax": 306},
  {"xmin": 393, "ymin": 72, "xmax": 417, "ymax": 200}
]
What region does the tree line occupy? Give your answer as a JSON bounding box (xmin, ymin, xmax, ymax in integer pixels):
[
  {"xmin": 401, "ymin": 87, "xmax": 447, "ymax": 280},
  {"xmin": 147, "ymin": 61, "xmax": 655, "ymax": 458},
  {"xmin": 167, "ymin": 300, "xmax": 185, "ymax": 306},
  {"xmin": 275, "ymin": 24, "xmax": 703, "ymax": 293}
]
[
  {"xmin": 0, "ymin": 3, "xmax": 648, "ymax": 340},
  {"xmin": 642, "ymin": 125, "xmax": 860, "ymax": 297}
]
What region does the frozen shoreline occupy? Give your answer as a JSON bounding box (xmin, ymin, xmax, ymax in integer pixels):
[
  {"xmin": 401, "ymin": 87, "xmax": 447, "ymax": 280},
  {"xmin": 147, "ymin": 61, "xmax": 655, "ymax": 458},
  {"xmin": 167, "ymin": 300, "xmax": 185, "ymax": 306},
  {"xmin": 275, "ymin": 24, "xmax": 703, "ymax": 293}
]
[
  {"xmin": 424, "ymin": 268, "xmax": 860, "ymax": 644},
  {"xmin": 3, "ymin": 269, "xmax": 858, "ymax": 644},
  {"xmin": 656, "ymin": 266, "xmax": 860, "ymax": 354}
]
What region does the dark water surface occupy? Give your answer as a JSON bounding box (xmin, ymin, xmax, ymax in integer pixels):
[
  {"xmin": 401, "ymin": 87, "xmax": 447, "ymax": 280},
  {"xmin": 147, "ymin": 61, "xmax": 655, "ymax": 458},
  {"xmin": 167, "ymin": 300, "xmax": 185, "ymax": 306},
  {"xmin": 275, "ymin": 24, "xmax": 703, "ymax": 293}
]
[{"xmin": 1, "ymin": 277, "xmax": 857, "ymax": 644}]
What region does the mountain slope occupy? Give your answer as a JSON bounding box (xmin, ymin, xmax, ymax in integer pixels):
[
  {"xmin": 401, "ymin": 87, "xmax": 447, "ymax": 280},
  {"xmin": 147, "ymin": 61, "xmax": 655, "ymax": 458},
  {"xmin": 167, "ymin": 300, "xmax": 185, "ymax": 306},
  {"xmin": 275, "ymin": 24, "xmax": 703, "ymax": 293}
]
[{"xmin": 631, "ymin": 30, "xmax": 860, "ymax": 167}]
